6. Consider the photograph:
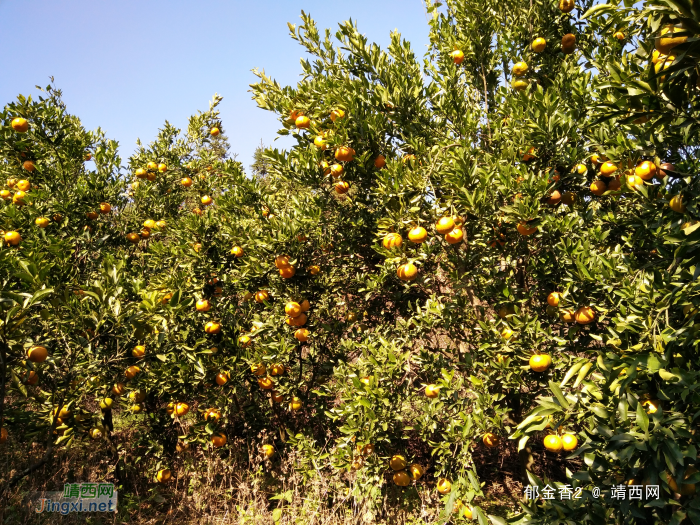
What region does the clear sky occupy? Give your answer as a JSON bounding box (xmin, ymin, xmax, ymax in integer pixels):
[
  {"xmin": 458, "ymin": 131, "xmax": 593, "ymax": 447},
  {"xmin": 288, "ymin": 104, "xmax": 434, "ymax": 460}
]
[{"xmin": 0, "ymin": 0, "xmax": 430, "ymax": 171}]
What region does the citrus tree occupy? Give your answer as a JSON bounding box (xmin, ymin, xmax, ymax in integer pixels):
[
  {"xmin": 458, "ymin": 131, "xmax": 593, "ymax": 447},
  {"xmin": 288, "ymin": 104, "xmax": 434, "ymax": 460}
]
[{"xmin": 2, "ymin": 0, "xmax": 700, "ymax": 523}]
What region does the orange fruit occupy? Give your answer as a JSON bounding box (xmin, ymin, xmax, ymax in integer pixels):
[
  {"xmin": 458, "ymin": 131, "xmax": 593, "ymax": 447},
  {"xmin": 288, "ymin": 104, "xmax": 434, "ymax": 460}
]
[
  {"xmin": 258, "ymin": 376, "xmax": 274, "ymax": 390},
  {"xmin": 643, "ymin": 400, "xmax": 660, "ymax": 414},
  {"xmin": 0, "ymin": 190, "xmax": 10, "ymax": 200},
  {"xmin": 295, "ymin": 115, "xmax": 311, "ymax": 129},
  {"xmin": 132, "ymin": 345, "xmax": 146, "ymax": 358},
  {"xmin": 656, "ymin": 24, "xmax": 688, "ymax": 55},
  {"xmin": 397, "ymin": 263, "xmax": 418, "ymax": 281},
  {"xmin": 408, "ymin": 464, "xmax": 424, "ymax": 480},
  {"xmin": 561, "ymin": 192, "xmax": 576, "ymax": 206},
  {"xmin": 574, "ymin": 306, "xmax": 596, "ymax": 324},
  {"xmin": 309, "ymin": 265, "xmax": 320, "ymax": 275},
  {"xmin": 547, "ymin": 292, "xmax": 561, "ymax": 306},
  {"xmin": 16, "ymin": 179, "xmax": 30, "ymax": 191},
  {"xmin": 262, "ymin": 444, "xmax": 275, "ymax": 458},
  {"xmin": 512, "ymin": 79, "xmax": 529, "ymax": 90},
  {"xmin": 175, "ymin": 402, "xmax": 189, "ymax": 417},
  {"xmin": 437, "ymin": 478, "xmax": 452, "ymax": 494},
  {"xmin": 22, "ymin": 160, "xmax": 35, "ymax": 172},
  {"xmin": 425, "ymin": 384, "xmax": 440, "ymax": 398},
  {"xmin": 295, "ymin": 328, "xmax": 310, "ymax": 342},
  {"xmin": 562, "ymin": 33, "xmax": 576, "ymax": 53},
  {"xmin": 201, "ymin": 195, "xmax": 213, "ymax": 206},
  {"xmin": 608, "ymin": 177, "xmax": 622, "ymax": 191},
  {"xmin": 614, "ymin": 31, "xmax": 625, "ymax": 41},
  {"xmin": 517, "ymin": 223, "xmax": 537, "ymax": 236},
  {"xmin": 211, "ymin": 433, "xmax": 227, "ymax": 447},
  {"xmin": 126, "ymin": 233, "xmax": 140, "ymax": 243},
  {"xmin": 313, "ymin": 136, "xmax": 327, "ymax": 149},
  {"xmin": 11, "ymin": 117, "xmax": 29, "ymax": 133},
  {"xmin": 280, "ymin": 266, "xmax": 296, "ymax": 278},
  {"xmin": 408, "ymin": 226, "xmax": 427, "ymax": 243},
  {"xmin": 627, "ymin": 174, "xmax": 644, "ymax": 189},
  {"xmin": 255, "ymin": 290, "xmax": 270, "ymax": 303},
  {"xmin": 670, "ymin": 195, "xmax": 686, "ymax": 213},
  {"xmin": 330, "ymin": 164, "xmax": 344, "ymax": 178},
  {"xmin": 561, "ymin": 434, "xmax": 578, "ymax": 451},
  {"xmin": 335, "ymin": 181, "xmax": 350, "ymax": 194},
  {"xmin": 390, "ymin": 454, "xmax": 407, "ymax": 471},
  {"xmin": 559, "ymin": 0, "xmax": 575, "ymax": 12},
  {"xmin": 231, "ymin": 246, "xmax": 244, "ymax": 257},
  {"xmin": 382, "ymin": 232, "xmax": 403, "ymax": 249},
  {"xmin": 270, "ymin": 364, "xmax": 285, "ymax": 376},
  {"xmin": 285, "ymin": 313, "xmax": 307, "ymax": 327},
  {"xmin": 215, "ymin": 371, "xmax": 230, "ymax": 385},
  {"xmin": 435, "ymin": 217, "xmax": 455, "ymax": 234},
  {"xmin": 147, "ymin": 162, "xmax": 157, "ymax": 171},
  {"xmin": 531, "ymin": 37, "xmax": 546, "ymax": 53},
  {"xmin": 205, "ymin": 321, "xmax": 221, "ymax": 334},
  {"xmin": 559, "ymin": 309, "xmax": 575, "ymax": 323},
  {"xmin": 181, "ymin": 177, "xmax": 192, "ymax": 187},
  {"xmin": 196, "ymin": 299, "xmax": 211, "ymax": 312},
  {"xmin": 635, "ymin": 161, "xmax": 656, "ymax": 180},
  {"xmin": 135, "ymin": 168, "xmax": 147, "ymax": 179},
  {"xmin": 275, "ymin": 255, "xmax": 291, "ymax": 269},
  {"xmin": 501, "ymin": 327, "xmax": 514, "ymax": 340},
  {"xmin": 239, "ymin": 335, "xmax": 252, "ymax": 347},
  {"xmin": 600, "ymin": 161, "xmax": 618, "ymax": 176},
  {"xmin": 445, "ymin": 227, "xmax": 464, "ymax": 244},
  {"xmin": 590, "ymin": 180, "xmax": 607, "ymax": 196},
  {"xmin": 285, "ymin": 301, "xmax": 303, "ymax": 318},
  {"xmin": 393, "ymin": 471, "xmax": 410, "ymax": 486},
  {"xmin": 330, "ymin": 108, "xmax": 345, "ymax": 121},
  {"xmin": 156, "ymin": 469, "xmax": 171, "ymax": 483},
  {"xmin": 85, "ymin": 211, "xmax": 98, "ymax": 220},
  {"xmin": 210, "ymin": 127, "xmax": 220, "ymax": 136},
  {"xmin": 251, "ymin": 363, "xmax": 266, "ymax": 377},
  {"xmin": 158, "ymin": 163, "xmax": 167, "ymax": 173},
  {"xmin": 271, "ymin": 391, "xmax": 284, "ymax": 403},
  {"xmin": 450, "ymin": 50, "xmax": 464, "ymax": 64},
  {"xmin": 125, "ymin": 365, "xmax": 141, "ymax": 379},
  {"xmin": 529, "ymin": 354, "xmax": 552, "ymax": 372},
  {"xmin": 374, "ymin": 155, "xmax": 386, "ymax": 169},
  {"xmin": 300, "ymin": 299, "xmax": 310, "ymax": 312},
  {"xmin": 543, "ymin": 435, "xmax": 563, "ymax": 452},
  {"xmin": 24, "ymin": 371, "xmax": 38, "ymax": 385},
  {"xmin": 289, "ymin": 397, "xmax": 303, "ymax": 411},
  {"xmin": 27, "ymin": 345, "xmax": 48, "ymax": 363},
  {"xmin": 483, "ymin": 432, "xmax": 500, "ymax": 448},
  {"xmin": 512, "ymin": 62, "xmax": 529, "ymax": 77},
  {"xmin": 35, "ymin": 217, "xmax": 50, "ymax": 228},
  {"xmin": 320, "ymin": 161, "xmax": 331, "ymax": 175}
]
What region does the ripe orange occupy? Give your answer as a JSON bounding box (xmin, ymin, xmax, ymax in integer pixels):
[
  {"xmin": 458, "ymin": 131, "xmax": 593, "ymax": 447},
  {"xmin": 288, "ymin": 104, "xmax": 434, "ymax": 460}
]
[
  {"xmin": 215, "ymin": 371, "xmax": 230, "ymax": 385},
  {"xmin": 330, "ymin": 108, "xmax": 345, "ymax": 121},
  {"xmin": 521, "ymin": 147, "xmax": 536, "ymax": 161},
  {"xmin": 285, "ymin": 313, "xmax": 307, "ymax": 327},
  {"xmin": 313, "ymin": 136, "xmax": 327, "ymax": 149},
  {"xmin": 125, "ymin": 365, "xmax": 140, "ymax": 379},
  {"xmin": 590, "ymin": 180, "xmax": 607, "ymax": 196},
  {"xmin": 255, "ymin": 290, "xmax": 270, "ymax": 303},
  {"xmin": 300, "ymin": 299, "xmax": 311, "ymax": 312},
  {"xmin": 156, "ymin": 469, "xmax": 171, "ymax": 483},
  {"xmin": 390, "ymin": 454, "xmax": 407, "ymax": 471},
  {"xmin": 23, "ymin": 371, "xmax": 39, "ymax": 385},
  {"xmin": 112, "ymin": 383, "xmax": 126, "ymax": 396},
  {"xmin": 86, "ymin": 211, "xmax": 98, "ymax": 220},
  {"xmin": 330, "ymin": 164, "xmax": 344, "ymax": 178},
  {"xmin": 670, "ymin": 195, "xmax": 686, "ymax": 213},
  {"xmin": 271, "ymin": 391, "xmax": 284, "ymax": 403},
  {"xmin": 512, "ymin": 62, "xmax": 529, "ymax": 77},
  {"xmin": 289, "ymin": 397, "xmax": 303, "ymax": 411},
  {"xmin": 132, "ymin": 345, "xmax": 146, "ymax": 358},
  {"xmin": 11, "ymin": 117, "xmax": 29, "ymax": 133},
  {"xmin": 174, "ymin": 402, "xmax": 189, "ymax": 417},
  {"xmin": 27, "ymin": 345, "xmax": 48, "ymax": 363},
  {"xmin": 146, "ymin": 172, "xmax": 156, "ymax": 181},
  {"xmin": 196, "ymin": 299, "xmax": 211, "ymax": 312},
  {"xmin": 600, "ymin": 161, "xmax": 618, "ymax": 176},
  {"xmin": 643, "ymin": 400, "xmax": 660, "ymax": 414},
  {"xmin": 501, "ymin": 327, "xmax": 514, "ymax": 340},
  {"xmin": 211, "ymin": 433, "xmax": 227, "ymax": 447},
  {"xmin": 608, "ymin": 177, "xmax": 622, "ymax": 191},
  {"xmin": 529, "ymin": 354, "xmax": 552, "ymax": 372},
  {"xmin": 445, "ymin": 227, "xmax": 464, "ymax": 244},
  {"xmin": 450, "ymin": 50, "xmax": 464, "ymax": 64},
  {"xmin": 574, "ymin": 306, "xmax": 596, "ymax": 324},
  {"xmin": 16, "ymin": 179, "xmax": 30, "ymax": 191},
  {"xmin": 408, "ymin": 464, "xmax": 424, "ymax": 480},
  {"xmin": 335, "ymin": 181, "xmax": 349, "ymax": 194},
  {"xmin": 201, "ymin": 195, "xmax": 213, "ymax": 206},
  {"xmin": 205, "ymin": 321, "xmax": 221, "ymax": 334},
  {"xmin": 543, "ymin": 434, "xmax": 563, "ymax": 452},
  {"xmin": 425, "ymin": 384, "xmax": 440, "ymax": 398},
  {"xmin": 280, "ymin": 266, "xmax": 296, "ymax": 278},
  {"xmin": 11, "ymin": 190, "xmax": 26, "ymax": 205},
  {"xmin": 0, "ymin": 190, "xmax": 10, "ymax": 200},
  {"xmin": 397, "ymin": 263, "xmax": 418, "ymax": 281},
  {"xmin": 262, "ymin": 444, "xmax": 275, "ymax": 458},
  {"xmin": 635, "ymin": 161, "xmax": 656, "ymax": 180},
  {"xmin": 135, "ymin": 168, "xmax": 147, "ymax": 179},
  {"xmin": 275, "ymin": 255, "xmax": 291, "ymax": 269},
  {"xmin": 319, "ymin": 161, "xmax": 331, "ymax": 175},
  {"xmin": 547, "ymin": 292, "xmax": 561, "ymax": 307},
  {"xmin": 614, "ymin": 31, "xmax": 625, "ymax": 41},
  {"xmin": 158, "ymin": 163, "xmax": 167, "ymax": 173},
  {"xmin": 393, "ymin": 471, "xmax": 410, "ymax": 486},
  {"xmin": 512, "ymin": 79, "xmax": 529, "ymax": 91},
  {"xmin": 437, "ymin": 478, "xmax": 452, "ymax": 494},
  {"xmin": 374, "ymin": 155, "xmax": 386, "ymax": 169},
  {"xmin": 561, "ymin": 434, "xmax": 578, "ymax": 451},
  {"xmin": 295, "ymin": 328, "xmax": 310, "ymax": 342},
  {"xmin": 435, "ymin": 216, "xmax": 455, "ymax": 234},
  {"xmin": 126, "ymin": 233, "xmax": 140, "ymax": 244},
  {"xmin": 309, "ymin": 265, "xmax": 320, "ymax": 275},
  {"xmin": 239, "ymin": 335, "xmax": 252, "ymax": 347},
  {"xmin": 517, "ymin": 223, "xmax": 537, "ymax": 236},
  {"xmin": 562, "ymin": 33, "xmax": 576, "ymax": 53},
  {"xmin": 147, "ymin": 162, "xmax": 157, "ymax": 171},
  {"xmin": 656, "ymin": 24, "xmax": 688, "ymax": 55},
  {"xmin": 382, "ymin": 232, "xmax": 403, "ymax": 249},
  {"xmin": 22, "ymin": 160, "xmax": 35, "ymax": 172},
  {"xmin": 270, "ymin": 364, "xmax": 285, "ymax": 376},
  {"xmin": 258, "ymin": 376, "xmax": 274, "ymax": 390},
  {"xmin": 181, "ymin": 177, "xmax": 192, "ymax": 187},
  {"xmin": 559, "ymin": 0, "xmax": 575, "ymax": 11},
  {"xmin": 35, "ymin": 217, "xmax": 50, "ymax": 228},
  {"xmin": 251, "ymin": 363, "xmax": 266, "ymax": 377},
  {"xmin": 531, "ymin": 37, "xmax": 546, "ymax": 53},
  {"xmin": 286, "ymin": 301, "xmax": 302, "ymax": 318},
  {"xmin": 408, "ymin": 226, "xmax": 427, "ymax": 243},
  {"xmin": 295, "ymin": 116, "xmax": 310, "ymax": 129},
  {"xmin": 483, "ymin": 432, "xmax": 500, "ymax": 448},
  {"xmin": 559, "ymin": 309, "xmax": 575, "ymax": 323},
  {"xmin": 210, "ymin": 127, "xmax": 221, "ymax": 137}
]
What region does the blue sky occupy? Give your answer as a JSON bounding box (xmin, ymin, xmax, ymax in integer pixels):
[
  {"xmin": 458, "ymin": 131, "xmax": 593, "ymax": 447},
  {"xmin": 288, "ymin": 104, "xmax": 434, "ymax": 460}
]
[{"xmin": 0, "ymin": 0, "xmax": 430, "ymax": 171}]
